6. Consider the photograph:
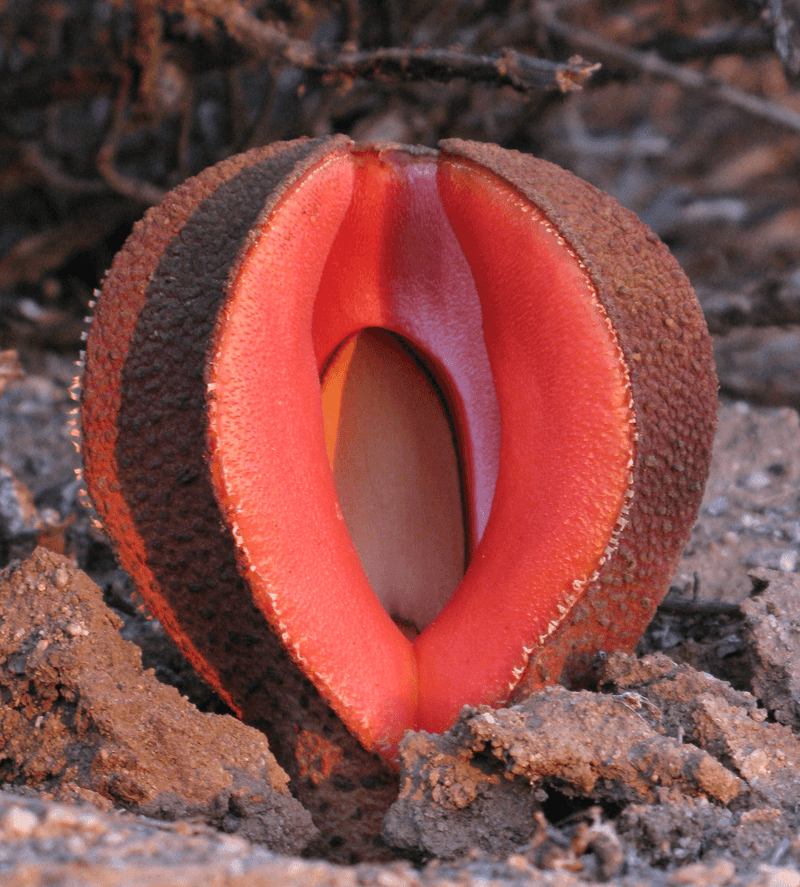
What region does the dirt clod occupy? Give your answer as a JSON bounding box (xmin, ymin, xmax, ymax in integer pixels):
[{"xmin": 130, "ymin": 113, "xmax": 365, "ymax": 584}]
[
  {"xmin": 385, "ymin": 637, "xmax": 800, "ymax": 871},
  {"xmin": 741, "ymin": 568, "xmax": 800, "ymax": 728},
  {"xmin": 0, "ymin": 547, "xmax": 317, "ymax": 854},
  {"xmin": 604, "ymin": 651, "xmax": 800, "ymax": 814},
  {"xmin": 384, "ymin": 682, "xmax": 741, "ymax": 862}
]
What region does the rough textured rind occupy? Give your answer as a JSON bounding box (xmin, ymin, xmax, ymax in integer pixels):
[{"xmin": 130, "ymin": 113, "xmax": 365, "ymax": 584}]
[
  {"xmin": 81, "ymin": 135, "xmax": 399, "ymax": 863},
  {"xmin": 438, "ymin": 139, "xmax": 717, "ymax": 693},
  {"xmin": 82, "ymin": 136, "xmax": 716, "ymax": 845}
]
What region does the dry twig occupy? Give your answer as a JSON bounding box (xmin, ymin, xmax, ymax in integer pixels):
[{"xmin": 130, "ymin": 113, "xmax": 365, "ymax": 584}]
[
  {"xmin": 173, "ymin": 0, "xmax": 599, "ymax": 93},
  {"xmin": 311, "ymin": 46, "xmax": 600, "ymax": 93},
  {"xmin": 95, "ymin": 67, "xmax": 167, "ymax": 206},
  {"xmin": 658, "ymin": 596, "xmax": 741, "ymax": 616},
  {"xmin": 19, "ymin": 143, "xmax": 109, "ymax": 198},
  {"xmin": 535, "ymin": 2, "xmax": 800, "ymax": 133}
]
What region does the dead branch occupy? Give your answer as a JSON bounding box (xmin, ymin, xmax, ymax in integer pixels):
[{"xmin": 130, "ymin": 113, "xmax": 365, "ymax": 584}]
[
  {"xmin": 311, "ymin": 47, "xmax": 600, "ymax": 93},
  {"xmin": 0, "ymin": 203, "xmax": 131, "ymax": 291},
  {"xmin": 535, "ymin": 1, "xmax": 800, "ymax": 133},
  {"xmin": 176, "ymin": 0, "xmax": 316, "ymax": 66},
  {"xmin": 95, "ymin": 68, "xmax": 167, "ymax": 206},
  {"xmin": 19, "ymin": 143, "xmax": 109, "ymax": 198},
  {"xmin": 759, "ymin": 0, "xmax": 800, "ymax": 80},
  {"xmin": 173, "ymin": 0, "xmax": 599, "ymax": 93},
  {"xmin": 657, "ymin": 596, "xmax": 742, "ymax": 616}
]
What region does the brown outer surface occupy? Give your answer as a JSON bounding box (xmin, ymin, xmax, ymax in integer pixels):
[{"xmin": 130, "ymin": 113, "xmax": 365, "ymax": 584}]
[
  {"xmin": 437, "ymin": 139, "xmax": 717, "ymax": 694},
  {"xmin": 82, "ymin": 134, "xmax": 716, "ymax": 851},
  {"xmin": 81, "ymin": 135, "xmax": 399, "ymax": 864}
]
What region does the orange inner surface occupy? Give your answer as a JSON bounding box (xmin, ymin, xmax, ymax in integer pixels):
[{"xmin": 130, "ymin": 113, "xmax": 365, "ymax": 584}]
[{"xmin": 208, "ymin": 146, "xmax": 634, "ymax": 760}]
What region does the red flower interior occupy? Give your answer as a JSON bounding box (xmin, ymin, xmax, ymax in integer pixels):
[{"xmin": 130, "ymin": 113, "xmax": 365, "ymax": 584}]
[{"xmin": 206, "ymin": 146, "xmax": 634, "ymax": 760}]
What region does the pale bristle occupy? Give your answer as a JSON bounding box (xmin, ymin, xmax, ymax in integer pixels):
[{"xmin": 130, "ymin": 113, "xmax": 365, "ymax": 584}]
[{"xmin": 69, "ymin": 292, "xmax": 97, "ymax": 518}]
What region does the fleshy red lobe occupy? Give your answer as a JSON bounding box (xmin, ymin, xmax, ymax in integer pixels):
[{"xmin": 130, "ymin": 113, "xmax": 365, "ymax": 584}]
[{"xmin": 207, "ymin": 147, "xmax": 633, "ymax": 759}]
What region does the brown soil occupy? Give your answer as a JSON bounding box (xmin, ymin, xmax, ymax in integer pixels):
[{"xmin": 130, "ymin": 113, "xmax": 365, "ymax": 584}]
[
  {"xmin": 0, "ymin": 547, "xmax": 317, "ymax": 852},
  {"xmin": 3, "ymin": 0, "xmax": 800, "ymax": 884}
]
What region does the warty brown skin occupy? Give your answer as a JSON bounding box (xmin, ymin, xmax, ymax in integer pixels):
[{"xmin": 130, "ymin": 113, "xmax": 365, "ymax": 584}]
[{"xmin": 81, "ymin": 135, "xmax": 716, "ymax": 853}]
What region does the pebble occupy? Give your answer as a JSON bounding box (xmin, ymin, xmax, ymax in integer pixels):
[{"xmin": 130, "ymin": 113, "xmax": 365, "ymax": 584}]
[
  {"xmin": 745, "ymin": 549, "xmax": 798, "ymax": 572},
  {"xmin": 65, "ymin": 621, "xmax": 89, "ymax": 637},
  {"xmin": 740, "ymin": 513, "xmax": 764, "ymax": 530},
  {"xmin": 705, "ymin": 495, "xmax": 729, "ymax": 517},
  {"xmin": 670, "ymin": 858, "xmax": 736, "ymax": 885},
  {"xmin": 1, "ymin": 805, "xmax": 39, "ymax": 838},
  {"xmin": 760, "ymin": 866, "xmax": 800, "ymax": 887},
  {"xmin": 741, "ymin": 470, "xmax": 772, "ymax": 491}
]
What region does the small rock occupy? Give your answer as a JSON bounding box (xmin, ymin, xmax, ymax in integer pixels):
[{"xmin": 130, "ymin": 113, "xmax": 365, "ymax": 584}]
[
  {"xmin": 1, "ymin": 805, "xmax": 39, "ymax": 838},
  {"xmin": 705, "ymin": 495, "xmax": 730, "ymax": 516},
  {"xmin": 741, "ymin": 471, "xmax": 772, "ymax": 491},
  {"xmin": 745, "ymin": 549, "xmax": 798, "ymax": 572}
]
